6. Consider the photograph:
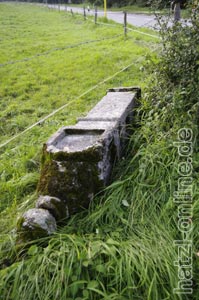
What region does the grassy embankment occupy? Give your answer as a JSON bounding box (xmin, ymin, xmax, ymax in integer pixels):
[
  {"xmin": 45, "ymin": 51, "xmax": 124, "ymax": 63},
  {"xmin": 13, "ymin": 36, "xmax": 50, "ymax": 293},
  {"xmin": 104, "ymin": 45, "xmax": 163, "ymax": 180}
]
[
  {"xmin": 0, "ymin": 2, "xmax": 158, "ymax": 212},
  {"xmin": 1, "ymin": 2, "xmax": 198, "ymax": 300},
  {"xmin": 0, "ymin": 0, "xmax": 158, "ymax": 280}
]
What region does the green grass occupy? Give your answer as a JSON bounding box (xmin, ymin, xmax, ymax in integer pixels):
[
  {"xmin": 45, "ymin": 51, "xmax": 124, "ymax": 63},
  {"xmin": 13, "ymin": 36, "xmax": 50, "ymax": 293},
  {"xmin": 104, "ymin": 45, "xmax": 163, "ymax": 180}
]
[
  {"xmin": 1, "ymin": 3, "xmax": 197, "ymax": 300},
  {"xmin": 0, "ymin": 2, "xmax": 159, "ymax": 214}
]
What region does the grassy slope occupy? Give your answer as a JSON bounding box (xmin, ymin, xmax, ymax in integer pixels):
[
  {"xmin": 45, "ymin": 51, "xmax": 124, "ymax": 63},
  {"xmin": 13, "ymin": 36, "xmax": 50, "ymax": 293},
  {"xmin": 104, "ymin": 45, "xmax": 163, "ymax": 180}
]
[
  {"xmin": 0, "ymin": 3, "xmax": 158, "ymax": 216},
  {"xmin": 1, "ymin": 3, "xmax": 197, "ymax": 300}
]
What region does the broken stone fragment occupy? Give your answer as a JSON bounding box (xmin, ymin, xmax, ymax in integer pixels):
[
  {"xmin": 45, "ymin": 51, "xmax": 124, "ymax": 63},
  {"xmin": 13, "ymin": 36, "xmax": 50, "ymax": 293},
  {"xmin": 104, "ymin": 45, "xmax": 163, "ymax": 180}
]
[
  {"xmin": 36, "ymin": 195, "xmax": 69, "ymax": 222},
  {"xmin": 17, "ymin": 208, "xmax": 57, "ymax": 242}
]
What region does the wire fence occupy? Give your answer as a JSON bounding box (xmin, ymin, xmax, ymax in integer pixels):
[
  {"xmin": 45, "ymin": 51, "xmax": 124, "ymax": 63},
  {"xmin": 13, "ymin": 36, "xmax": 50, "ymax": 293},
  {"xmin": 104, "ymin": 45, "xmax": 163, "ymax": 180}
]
[
  {"xmin": 0, "ymin": 59, "xmax": 144, "ymax": 150},
  {"xmin": 0, "ymin": 6, "xmax": 160, "ymax": 68},
  {"xmin": 0, "ymin": 2, "xmax": 162, "ymax": 217},
  {"xmin": 47, "ymin": 4, "xmax": 161, "ymax": 39},
  {"xmin": 0, "ymin": 34, "xmax": 123, "ymax": 68},
  {"xmin": 0, "ymin": 3, "xmax": 161, "ymax": 151}
]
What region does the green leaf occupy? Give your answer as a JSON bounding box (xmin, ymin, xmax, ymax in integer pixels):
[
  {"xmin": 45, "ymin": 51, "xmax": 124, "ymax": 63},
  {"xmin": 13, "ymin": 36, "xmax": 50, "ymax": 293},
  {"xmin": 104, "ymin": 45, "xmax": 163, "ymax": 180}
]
[
  {"xmin": 87, "ymin": 280, "xmax": 99, "ymax": 289},
  {"xmin": 82, "ymin": 290, "xmax": 89, "ymax": 298},
  {"xmin": 96, "ymin": 264, "xmax": 106, "ymax": 274},
  {"xmin": 106, "ymin": 238, "xmax": 119, "ymax": 246},
  {"xmin": 71, "ymin": 275, "xmax": 78, "ymax": 282},
  {"xmin": 82, "ymin": 260, "xmax": 93, "ymax": 267},
  {"xmin": 122, "ymin": 199, "xmax": 130, "ymax": 207},
  {"xmin": 28, "ymin": 245, "xmax": 38, "ymax": 256}
]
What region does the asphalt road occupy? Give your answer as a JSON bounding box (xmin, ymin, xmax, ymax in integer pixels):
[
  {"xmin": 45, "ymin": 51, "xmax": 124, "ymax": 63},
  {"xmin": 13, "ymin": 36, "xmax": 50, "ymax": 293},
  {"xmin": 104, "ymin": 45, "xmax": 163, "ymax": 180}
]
[
  {"xmin": 49, "ymin": 5, "xmax": 190, "ymax": 29},
  {"xmin": 50, "ymin": 5, "xmax": 165, "ymax": 29},
  {"xmin": 97, "ymin": 10, "xmax": 159, "ymax": 28}
]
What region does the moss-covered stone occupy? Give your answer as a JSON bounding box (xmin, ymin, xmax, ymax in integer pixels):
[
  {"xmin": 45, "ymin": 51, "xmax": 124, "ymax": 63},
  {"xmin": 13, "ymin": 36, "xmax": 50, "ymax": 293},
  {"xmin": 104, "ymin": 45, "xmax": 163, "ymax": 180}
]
[
  {"xmin": 36, "ymin": 195, "xmax": 69, "ymax": 222},
  {"xmin": 37, "ymin": 158, "xmax": 104, "ymax": 215},
  {"xmin": 37, "ymin": 87, "xmax": 140, "ymax": 219},
  {"xmin": 15, "ymin": 87, "xmax": 140, "ymax": 243},
  {"xmin": 17, "ymin": 208, "xmax": 56, "ymax": 243}
]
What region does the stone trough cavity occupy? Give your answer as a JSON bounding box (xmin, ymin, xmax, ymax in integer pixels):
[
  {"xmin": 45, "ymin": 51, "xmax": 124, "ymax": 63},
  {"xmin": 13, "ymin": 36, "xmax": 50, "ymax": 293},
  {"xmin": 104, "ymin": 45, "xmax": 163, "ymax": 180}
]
[{"xmin": 17, "ymin": 87, "xmax": 141, "ymax": 242}]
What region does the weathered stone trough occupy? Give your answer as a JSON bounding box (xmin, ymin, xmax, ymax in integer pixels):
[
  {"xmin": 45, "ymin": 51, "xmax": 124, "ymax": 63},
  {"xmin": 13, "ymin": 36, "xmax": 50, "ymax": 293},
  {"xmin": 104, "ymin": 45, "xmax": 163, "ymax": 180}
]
[{"xmin": 17, "ymin": 87, "xmax": 140, "ymax": 241}]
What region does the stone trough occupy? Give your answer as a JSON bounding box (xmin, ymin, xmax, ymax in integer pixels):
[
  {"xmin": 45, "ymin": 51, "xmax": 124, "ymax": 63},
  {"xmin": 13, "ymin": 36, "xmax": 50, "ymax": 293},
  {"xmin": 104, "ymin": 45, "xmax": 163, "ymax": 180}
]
[{"xmin": 17, "ymin": 87, "xmax": 141, "ymax": 242}]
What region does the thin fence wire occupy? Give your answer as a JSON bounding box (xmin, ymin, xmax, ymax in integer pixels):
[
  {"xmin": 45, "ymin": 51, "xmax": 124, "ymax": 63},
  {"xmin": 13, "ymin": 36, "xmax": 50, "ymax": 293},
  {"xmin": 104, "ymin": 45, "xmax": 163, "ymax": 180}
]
[
  {"xmin": 0, "ymin": 8, "xmax": 160, "ymax": 68},
  {"xmin": 0, "ymin": 4, "xmax": 161, "ymax": 150},
  {"xmin": 94, "ymin": 21, "xmax": 122, "ymax": 28},
  {"xmin": 66, "ymin": 6, "xmax": 160, "ymax": 40},
  {"xmin": 0, "ymin": 56, "xmax": 148, "ymax": 150},
  {"xmin": 79, "ymin": 7, "xmax": 161, "ymax": 40},
  {"xmin": 0, "ymin": 34, "xmax": 123, "ymax": 68},
  {"xmin": 126, "ymin": 27, "xmax": 160, "ymax": 39}
]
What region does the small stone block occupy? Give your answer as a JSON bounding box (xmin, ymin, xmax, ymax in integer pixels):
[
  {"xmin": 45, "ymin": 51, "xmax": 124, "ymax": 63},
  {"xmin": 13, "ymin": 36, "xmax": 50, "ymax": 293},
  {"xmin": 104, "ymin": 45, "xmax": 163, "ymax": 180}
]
[
  {"xmin": 17, "ymin": 208, "xmax": 57, "ymax": 242},
  {"xmin": 36, "ymin": 195, "xmax": 69, "ymax": 222}
]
